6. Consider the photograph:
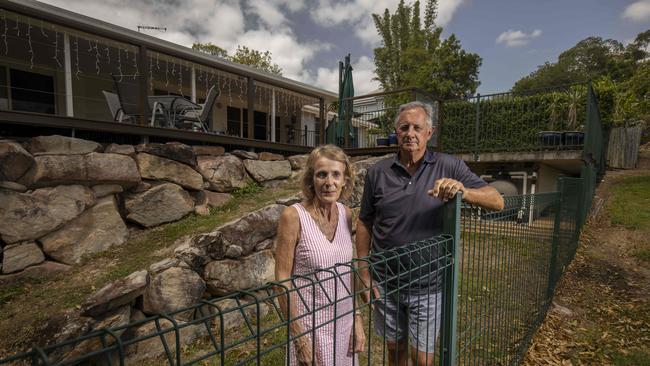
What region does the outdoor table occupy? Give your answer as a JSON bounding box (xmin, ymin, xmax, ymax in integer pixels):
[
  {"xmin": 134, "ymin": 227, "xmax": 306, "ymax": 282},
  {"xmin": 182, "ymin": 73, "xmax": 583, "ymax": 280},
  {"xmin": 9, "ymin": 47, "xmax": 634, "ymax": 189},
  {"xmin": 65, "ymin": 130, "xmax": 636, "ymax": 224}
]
[{"xmin": 148, "ymin": 95, "xmax": 201, "ymax": 128}]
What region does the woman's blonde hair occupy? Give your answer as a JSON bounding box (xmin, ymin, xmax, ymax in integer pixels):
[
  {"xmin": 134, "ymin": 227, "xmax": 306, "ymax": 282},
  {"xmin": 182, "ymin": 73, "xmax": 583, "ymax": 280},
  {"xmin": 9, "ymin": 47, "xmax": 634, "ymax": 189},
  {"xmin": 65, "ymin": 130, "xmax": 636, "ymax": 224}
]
[{"xmin": 301, "ymin": 145, "xmax": 355, "ymax": 202}]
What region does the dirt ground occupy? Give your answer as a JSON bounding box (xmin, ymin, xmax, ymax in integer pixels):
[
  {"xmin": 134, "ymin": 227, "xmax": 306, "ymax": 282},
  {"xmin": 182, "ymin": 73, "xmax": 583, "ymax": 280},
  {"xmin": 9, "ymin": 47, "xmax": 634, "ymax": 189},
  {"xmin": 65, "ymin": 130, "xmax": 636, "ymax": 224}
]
[{"xmin": 522, "ymin": 147, "xmax": 650, "ymax": 366}]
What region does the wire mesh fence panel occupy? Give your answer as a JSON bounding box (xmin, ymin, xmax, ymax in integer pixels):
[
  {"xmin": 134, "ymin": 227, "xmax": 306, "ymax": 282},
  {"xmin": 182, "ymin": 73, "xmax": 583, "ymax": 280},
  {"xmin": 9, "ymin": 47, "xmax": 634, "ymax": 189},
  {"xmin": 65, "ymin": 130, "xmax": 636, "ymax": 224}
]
[
  {"xmin": 0, "ymin": 235, "xmax": 456, "ymax": 366},
  {"xmin": 456, "ymin": 193, "xmax": 562, "ymax": 365}
]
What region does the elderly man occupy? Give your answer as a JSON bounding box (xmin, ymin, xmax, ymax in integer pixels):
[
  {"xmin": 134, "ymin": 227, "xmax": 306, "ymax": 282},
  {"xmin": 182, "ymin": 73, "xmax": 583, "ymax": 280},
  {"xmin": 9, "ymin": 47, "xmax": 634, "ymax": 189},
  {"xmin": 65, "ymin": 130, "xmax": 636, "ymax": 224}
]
[{"xmin": 356, "ymin": 101, "xmax": 503, "ymax": 366}]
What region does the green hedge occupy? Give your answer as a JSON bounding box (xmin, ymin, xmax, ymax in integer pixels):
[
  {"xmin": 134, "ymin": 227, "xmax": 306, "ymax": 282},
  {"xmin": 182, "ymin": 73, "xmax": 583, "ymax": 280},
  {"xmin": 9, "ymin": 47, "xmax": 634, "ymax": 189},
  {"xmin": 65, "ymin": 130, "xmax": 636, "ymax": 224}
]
[{"xmin": 440, "ymin": 88, "xmax": 589, "ymax": 153}]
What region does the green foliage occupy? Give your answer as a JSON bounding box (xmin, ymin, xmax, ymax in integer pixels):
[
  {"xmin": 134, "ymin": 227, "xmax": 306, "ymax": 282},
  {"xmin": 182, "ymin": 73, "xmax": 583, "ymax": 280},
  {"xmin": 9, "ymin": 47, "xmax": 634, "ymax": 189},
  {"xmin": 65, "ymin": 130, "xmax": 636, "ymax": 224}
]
[
  {"xmin": 512, "ymin": 30, "xmax": 650, "ymax": 126},
  {"xmin": 612, "ymin": 349, "xmax": 650, "ymax": 366},
  {"xmin": 230, "ymin": 46, "xmax": 283, "ymax": 76},
  {"xmin": 440, "ymin": 89, "xmax": 589, "ymax": 152},
  {"xmin": 192, "ymin": 43, "xmax": 283, "ymax": 76},
  {"xmin": 372, "ymin": 0, "xmax": 481, "ymax": 99},
  {"xmin": 609, "ymin": 175, "xmax": 650, "ymax": 231},
  {"xmin": 192, "ymin": 42, "xmax": 228, "ymax": 58},
  {"xmin": 232, "ymin": 181, "xmax": 263, "ymax": 198}
]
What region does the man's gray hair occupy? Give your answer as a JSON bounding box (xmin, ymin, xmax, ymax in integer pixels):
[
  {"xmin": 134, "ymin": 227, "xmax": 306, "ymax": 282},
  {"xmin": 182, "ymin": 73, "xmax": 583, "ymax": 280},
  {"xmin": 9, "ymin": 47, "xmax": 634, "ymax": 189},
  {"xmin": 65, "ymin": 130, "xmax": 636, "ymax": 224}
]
[{"xmin": 394, "ymin": 101, "xmax": 434, "ymax": 127}]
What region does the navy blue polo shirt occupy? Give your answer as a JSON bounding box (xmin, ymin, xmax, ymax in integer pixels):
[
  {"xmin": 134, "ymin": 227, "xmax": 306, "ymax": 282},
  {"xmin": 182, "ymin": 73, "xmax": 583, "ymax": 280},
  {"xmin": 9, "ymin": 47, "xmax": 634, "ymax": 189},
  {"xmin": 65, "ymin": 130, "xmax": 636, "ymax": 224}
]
[{"xmin": 359, "ymin": 150, "xmax": 487, "ymax": 291}]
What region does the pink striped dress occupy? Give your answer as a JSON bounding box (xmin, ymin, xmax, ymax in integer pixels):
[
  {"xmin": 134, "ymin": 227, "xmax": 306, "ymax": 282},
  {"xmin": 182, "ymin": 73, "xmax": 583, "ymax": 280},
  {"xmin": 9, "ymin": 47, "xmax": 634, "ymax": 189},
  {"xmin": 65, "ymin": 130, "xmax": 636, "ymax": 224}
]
[{"xmin": 288, "ymin": 202, "xmax": 357, "ymax": 366}]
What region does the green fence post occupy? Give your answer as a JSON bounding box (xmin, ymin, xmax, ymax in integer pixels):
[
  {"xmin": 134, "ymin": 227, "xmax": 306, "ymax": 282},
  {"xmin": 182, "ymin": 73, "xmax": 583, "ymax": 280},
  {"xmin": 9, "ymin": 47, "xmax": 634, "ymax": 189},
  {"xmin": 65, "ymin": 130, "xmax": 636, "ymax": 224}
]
[
  {"xmin": 474, "ymin": 94, "xmax": 481, "ymax": 161},
  {"xmin": 441, "ymin": 193, "xmax": 462, "ymax": 366},
  {"xmin": 546, "ymin": 178, "xmax": 565, "ymax": 301}
]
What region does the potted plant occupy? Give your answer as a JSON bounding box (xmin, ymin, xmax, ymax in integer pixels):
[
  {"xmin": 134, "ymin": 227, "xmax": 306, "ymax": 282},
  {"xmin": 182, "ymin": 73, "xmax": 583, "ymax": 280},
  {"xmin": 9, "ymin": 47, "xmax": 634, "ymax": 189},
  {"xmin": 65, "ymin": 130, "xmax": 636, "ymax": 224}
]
[
  {"xmin": 371, "ymin": 114, "xmax": 394, "ymax": 147},
  {"xmin": 563, "ymin": 87, "xmax": 586, "ymax": 147},
  {"xmin": 367, "ymin": 126, "xmax": 384, "ymax": 147},
  {"xmin": 539, "ymin": 93, "xmax": 563, "ymax": 147}
]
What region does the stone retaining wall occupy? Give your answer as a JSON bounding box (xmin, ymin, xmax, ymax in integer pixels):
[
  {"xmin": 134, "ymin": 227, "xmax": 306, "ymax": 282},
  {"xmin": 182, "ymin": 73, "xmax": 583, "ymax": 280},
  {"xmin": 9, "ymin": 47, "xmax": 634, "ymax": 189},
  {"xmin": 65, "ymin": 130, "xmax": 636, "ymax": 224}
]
[
  {"xmin": 0, "ymin": 135, "xmax": 305, "ymax": 281},
  {"xmin": 0, "ymin": 134, "xmax": 391, "ymax": 362}
]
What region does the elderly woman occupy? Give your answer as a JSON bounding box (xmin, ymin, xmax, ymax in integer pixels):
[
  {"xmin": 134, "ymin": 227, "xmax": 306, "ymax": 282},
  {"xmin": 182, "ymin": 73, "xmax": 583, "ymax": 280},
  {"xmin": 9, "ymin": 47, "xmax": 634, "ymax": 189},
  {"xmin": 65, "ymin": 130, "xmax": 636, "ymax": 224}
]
[{"xmin": 275, "ymin": 145, "xmax": 365, "ymax": 366}]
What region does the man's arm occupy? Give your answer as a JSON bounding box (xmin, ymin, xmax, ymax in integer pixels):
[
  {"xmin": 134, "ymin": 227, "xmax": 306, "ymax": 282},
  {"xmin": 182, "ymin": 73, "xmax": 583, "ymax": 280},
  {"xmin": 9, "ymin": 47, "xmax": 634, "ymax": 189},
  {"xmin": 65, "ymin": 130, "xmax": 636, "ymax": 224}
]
[
  {"xmin": 462, "ymin": 185, "xmax": 504, "ymax": 211},
  {"xmin": 429, "ymin": 178, "xmax": 504, "ymax": 211},
  {"xmin": 355, "ymin": 219, "xmax": 379, "ymax": 305}
]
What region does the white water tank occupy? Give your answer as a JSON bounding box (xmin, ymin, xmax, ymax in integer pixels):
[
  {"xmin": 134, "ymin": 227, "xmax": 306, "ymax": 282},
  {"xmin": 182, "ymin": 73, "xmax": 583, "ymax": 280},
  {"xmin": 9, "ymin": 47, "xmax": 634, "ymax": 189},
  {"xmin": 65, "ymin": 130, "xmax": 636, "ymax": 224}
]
[{"xmin": 489, "ymin": 180, "xmax": 518, "ymax": 196}]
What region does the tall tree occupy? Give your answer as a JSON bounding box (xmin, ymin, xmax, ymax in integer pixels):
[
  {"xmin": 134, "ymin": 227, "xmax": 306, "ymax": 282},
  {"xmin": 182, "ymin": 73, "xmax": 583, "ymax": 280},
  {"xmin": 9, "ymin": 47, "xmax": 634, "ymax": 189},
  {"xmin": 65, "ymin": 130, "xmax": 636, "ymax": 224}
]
[
  {"xmin": 191, "ymin": 43, "xmax": 283, "ymax": 76},
  {"xmin": 512, "ymin": 30, "xmax": 649, "ymax": 93},
  {"xmin": 372, "ymin": 0, "xmax": 481, "ymax": 99}
]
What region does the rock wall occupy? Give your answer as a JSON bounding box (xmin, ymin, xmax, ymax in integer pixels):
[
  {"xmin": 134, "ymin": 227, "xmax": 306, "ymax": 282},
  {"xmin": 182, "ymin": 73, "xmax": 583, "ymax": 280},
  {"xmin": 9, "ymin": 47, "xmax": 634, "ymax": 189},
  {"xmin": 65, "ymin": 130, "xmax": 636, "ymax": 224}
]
[{"xmin": 0, "ymin": 135, "xmax": 303, "ymax": 281}]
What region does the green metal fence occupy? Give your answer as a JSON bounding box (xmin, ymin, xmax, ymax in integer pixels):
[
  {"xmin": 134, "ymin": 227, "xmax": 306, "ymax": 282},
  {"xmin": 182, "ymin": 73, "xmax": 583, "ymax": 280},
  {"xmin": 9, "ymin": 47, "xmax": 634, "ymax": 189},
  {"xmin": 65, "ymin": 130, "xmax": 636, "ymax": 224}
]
[
  {"xmin": 439, "ymin": 84, "xmax": 591, "ymax": 155},
  {"xmin": 0, "ymin": 176, "xmax": 598, "ymax": 366}
]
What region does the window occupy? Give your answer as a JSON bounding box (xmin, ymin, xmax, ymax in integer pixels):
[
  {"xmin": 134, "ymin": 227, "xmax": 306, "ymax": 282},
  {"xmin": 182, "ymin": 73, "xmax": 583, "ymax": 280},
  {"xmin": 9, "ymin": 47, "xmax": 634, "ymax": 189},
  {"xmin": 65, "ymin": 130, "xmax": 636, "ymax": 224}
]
[{"xmin": 9, "ymin": 69, "xmax": 55, "ymax": 114}]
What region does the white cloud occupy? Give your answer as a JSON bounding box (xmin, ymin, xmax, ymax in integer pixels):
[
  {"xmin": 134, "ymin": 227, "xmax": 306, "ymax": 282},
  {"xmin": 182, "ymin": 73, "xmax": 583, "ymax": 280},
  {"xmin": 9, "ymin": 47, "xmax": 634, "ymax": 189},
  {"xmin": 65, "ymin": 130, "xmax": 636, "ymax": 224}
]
[
  {"xmin": 235, "ymin": 30, "xmax": 330, "ymax": 80},
  {"xmin": 437, "ymin": 0, "xmax": 464, "ymax": 27},
  {"xmin": 622, "ymin": 0, "xmax": 650, "ymax": 22},
  {"xmin": 496, "ymin": 29, "xmax": 542, "ymax": 47},
  {"xmin": 304, "ymin": 55, "xmax": 379, "ymax": 95}
]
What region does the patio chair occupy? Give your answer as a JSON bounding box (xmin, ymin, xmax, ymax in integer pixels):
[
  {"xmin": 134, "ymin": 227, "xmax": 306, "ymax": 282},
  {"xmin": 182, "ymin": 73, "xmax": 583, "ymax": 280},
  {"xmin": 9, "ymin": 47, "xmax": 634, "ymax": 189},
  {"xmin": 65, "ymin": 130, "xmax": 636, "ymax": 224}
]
[
  {"xmin": 102, "ymin": 90, "xmax": 134, "ymax": 123},
  {"xmin": 175, "ymin": 85, "xmax": 219, "ymax": 132},
  {"xmin": 111, "ymin": 75, "xmax": 168, "ymax": 127}
]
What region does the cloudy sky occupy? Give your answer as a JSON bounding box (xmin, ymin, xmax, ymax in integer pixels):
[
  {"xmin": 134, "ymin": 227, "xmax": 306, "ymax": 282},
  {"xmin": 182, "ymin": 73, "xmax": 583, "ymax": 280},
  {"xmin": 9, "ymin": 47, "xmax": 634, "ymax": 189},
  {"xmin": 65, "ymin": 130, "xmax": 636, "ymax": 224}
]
[{"xmin": 40, "ymin": 0, "xmax": 650, "ymax": 95}]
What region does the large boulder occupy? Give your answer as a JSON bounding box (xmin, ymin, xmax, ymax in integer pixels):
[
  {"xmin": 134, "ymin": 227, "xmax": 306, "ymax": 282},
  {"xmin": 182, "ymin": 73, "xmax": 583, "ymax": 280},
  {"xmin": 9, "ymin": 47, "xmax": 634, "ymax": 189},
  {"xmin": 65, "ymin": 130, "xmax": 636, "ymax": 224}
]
[
  {"xmin": 0, "ymin": 140, "xmax": 35, "ymax": 181},
  {"xmin": 193, "ymin": 190, "xmax": 232, "ymax": 209},
  {"xmin": 174, "ymin": 232, "xmax": 227, "ymax": 270},
  {"xmin": 104, "ymin": 144, "xmax": 135, "ymax": 156},
  {"xmin": 59, "ymin": 306, "xmax": 131, "ymax": 362},
  {"xmin": 2, "ymin": 241, "xmax": 45, "ymax": 274},
  {"xmin": 0, "ymin": 185, "xmax": 95, "ymax": 243},
  {"xmin": 192, "ymin": 145, "xmax": 225, "ymax": 156},
  {"xmin": 259, "ymin": 152, "xmax": 284, "ymax": 161},
  {"xmin": 204, "ymin": 250, "xmax": 275, "ymax": 296},
  {"xmin": 243, "ymin": 160, "xmax": 292, "ymax": 182},
  {"xmin": 135, "ymin": 153, "xmax": 203, "ymax": 191},
  {"xmin": 19, "ymin": 153, "xmax": 141, "ymax": 188},
  {"xmin": 219, "ymin": 204, "xmax": 284, "ymax": 256},
  {"xmin": 82, "ymin": 270, "xmax": 149, "ymax": 317},
  {"xmin": 0, "ymin": 261, "xmax": 71, "ymax": 285},
  {"xmin": 231, "ymin": 150, "xmax": 258, "ymax": 160},
  {"xmin": 40, "ymin": 196, "xmax": 129, "ymax": 265},
  {"xmin": 125, "ymin": 183, "xmax": 194, "ymax": 227},
  {"xmin": 143, "ymin": 267, "xmax": 205, "ymax": 320},
  {"xmin": 122, "ymin": 319, "xmax": 207, "ymax": 364},
  {"xmin": 136, "ymin": 142, "xmax": 196, "ymax": 167},
  {"xmin": 205, "ymin": 191, "xmax": 232, "ymax": 208},
  {"xmin": 288, "ymin": 154, "xmax": 309, "ymax": 170},
  {"xmin": 196, "ymin": 155, "xmax": 248, "ymax": 192},
  {"xmin": 0, "ymin": 181, "xmax": 27, "ymax": 192},
  {"xmin": 91, "ymin": 184, "xmax": 123, "ymax": 198},
  {"xmin": 26, "ymin": 135, "xmax": 102, "ymax": 155}
]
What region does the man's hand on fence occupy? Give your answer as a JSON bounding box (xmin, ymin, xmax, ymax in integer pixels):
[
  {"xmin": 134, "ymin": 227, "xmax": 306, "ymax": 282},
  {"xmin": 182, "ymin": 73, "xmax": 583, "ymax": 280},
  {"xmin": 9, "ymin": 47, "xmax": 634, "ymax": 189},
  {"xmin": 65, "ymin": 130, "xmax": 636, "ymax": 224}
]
[
  {"xmin": 349, "ymin": 315, "xmax": 366, "ymax": 354},
  {"xmin": 429, "ymin": 178, "xmax": 465, "ymax": 203}
]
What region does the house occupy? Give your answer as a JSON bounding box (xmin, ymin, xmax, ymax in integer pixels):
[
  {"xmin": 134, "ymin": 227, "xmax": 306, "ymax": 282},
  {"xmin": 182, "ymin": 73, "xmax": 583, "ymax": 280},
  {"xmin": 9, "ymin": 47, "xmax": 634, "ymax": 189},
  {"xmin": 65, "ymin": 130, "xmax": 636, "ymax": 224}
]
[{"xmin": 0, "ymin": 0, "xmax": 337, "ymax": 151}]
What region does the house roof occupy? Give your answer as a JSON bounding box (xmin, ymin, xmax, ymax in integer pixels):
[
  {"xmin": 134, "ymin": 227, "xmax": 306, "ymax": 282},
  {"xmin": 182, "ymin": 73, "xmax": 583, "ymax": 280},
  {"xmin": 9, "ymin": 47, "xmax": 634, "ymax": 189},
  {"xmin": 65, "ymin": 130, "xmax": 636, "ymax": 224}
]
[{"xmin": 7, "ymin": 0, "xmax": 338, "ymax": 102}]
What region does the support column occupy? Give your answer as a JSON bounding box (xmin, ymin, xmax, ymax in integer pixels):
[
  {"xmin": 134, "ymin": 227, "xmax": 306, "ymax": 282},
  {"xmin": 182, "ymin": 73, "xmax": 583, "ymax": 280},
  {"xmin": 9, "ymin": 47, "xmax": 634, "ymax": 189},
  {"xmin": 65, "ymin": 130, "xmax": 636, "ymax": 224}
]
[
  {"xmin": 138, "ymin": 45, "xmax": 148, "ymax": 126},
  {"xmin": 191, "ymin": 67, "xmax": 196, "ymax": 103},
  {"xmin": 271, "ymin": 88, "xmax": 276, "ymax": 142},
  {"xmin": 319, "ymin": 97, "xmax": 325, "ymax": 145},
  {"xmin": 63, "ymin": 33, "xmax": 73, "ymax": 117},
  {"xmin": 247, "ymin": 76, "xmax": 255, "ymax": 140}
]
